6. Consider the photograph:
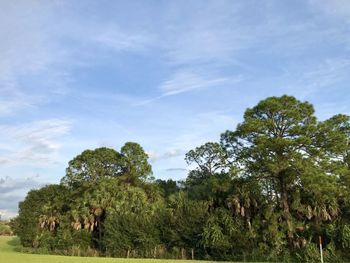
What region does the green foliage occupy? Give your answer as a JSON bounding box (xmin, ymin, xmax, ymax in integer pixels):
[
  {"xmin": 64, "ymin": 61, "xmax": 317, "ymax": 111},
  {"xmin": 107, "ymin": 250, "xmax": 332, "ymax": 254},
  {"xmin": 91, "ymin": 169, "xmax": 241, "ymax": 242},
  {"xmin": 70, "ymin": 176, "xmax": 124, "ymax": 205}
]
[
  {"xmin": 12, "ymin": 96, "xmax": 350, "ymax": 261},
  {"xmin": 104, "ymin": 207, "xmax": 160, "ymax": 257},
  {"xmin": 62, "ymin": 147, "xmax": 123, "ymax": 187},
  {"xmin": 11, "ymin": 184, "xmax": 69, "ymax": 247},
  {"xmin": 120, "ymin": 142, "xmax": 153, "ymax": 184},
  {"xmin": 0, "ymin": 221, "xmax": 13, "ymax": 235},
  {"xmin": 62, "ymin": 142, "xmax": 152, "ymax": 188},
  {"xmin": 167, "ymin": 192, "xmax": 209, "ymax": 249},
  {"xmin": 156, "ymin": 179, "xmax": 180, "ymax": 198}
]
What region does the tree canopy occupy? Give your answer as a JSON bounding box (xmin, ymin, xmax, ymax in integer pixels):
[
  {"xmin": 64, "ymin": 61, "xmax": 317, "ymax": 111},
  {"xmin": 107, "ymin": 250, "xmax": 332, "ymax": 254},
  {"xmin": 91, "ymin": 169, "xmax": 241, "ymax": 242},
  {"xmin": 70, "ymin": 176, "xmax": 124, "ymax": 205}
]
[{"xmin": 11, "ymin": 96, "xmax": 350, "ymax": 262}]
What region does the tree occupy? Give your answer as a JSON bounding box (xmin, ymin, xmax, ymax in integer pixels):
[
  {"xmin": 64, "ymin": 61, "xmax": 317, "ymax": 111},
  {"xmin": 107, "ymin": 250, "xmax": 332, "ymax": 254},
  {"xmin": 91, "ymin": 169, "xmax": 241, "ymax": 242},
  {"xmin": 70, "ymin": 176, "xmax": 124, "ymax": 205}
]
[
  {"xmin": 185, "ymin": 142, "xmax": 234, "ymax": 206},
  {"xmin": 120, "ymin": 142, "xmax": 152, "ymax": 185},
  {"xmin": 185, "ymin": 142, "xmax": 229, "ymax": 176},
  {"xmin": 221, "ymin": 95, "xmax": 349, "ymax": 247},
  {"xmin": 103, "ymin": 185, "xmax": 162, "ymax": 257},
  {"xmin": 61, "ymin": 147, "xmax": 123, "ymax": 187},
  {"xmin": 159, "ymin": 192, "xmax": 209, "ymax": 258},
  {"xmin": 11, "ymin": 184, "xmax": 69, "ymax": 247},
  {"xmin": 10, "ymin": 99, "xmax": 350, "ymax": 261},
  {"xmin": 156, "ymin": 179, "xmax": 180, "ymax": 198},
  {"xmin": 61, "ymin": 143, "xmax": 152, "ymax": 188}
]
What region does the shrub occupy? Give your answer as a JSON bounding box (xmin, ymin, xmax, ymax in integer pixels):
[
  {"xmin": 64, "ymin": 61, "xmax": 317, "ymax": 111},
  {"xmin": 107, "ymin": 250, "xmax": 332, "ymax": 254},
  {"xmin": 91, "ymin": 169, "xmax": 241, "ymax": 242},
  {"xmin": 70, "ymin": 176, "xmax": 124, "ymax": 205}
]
[{"xmin": 0, "ymin": 221, "xmax": 13, "ymax": 236}]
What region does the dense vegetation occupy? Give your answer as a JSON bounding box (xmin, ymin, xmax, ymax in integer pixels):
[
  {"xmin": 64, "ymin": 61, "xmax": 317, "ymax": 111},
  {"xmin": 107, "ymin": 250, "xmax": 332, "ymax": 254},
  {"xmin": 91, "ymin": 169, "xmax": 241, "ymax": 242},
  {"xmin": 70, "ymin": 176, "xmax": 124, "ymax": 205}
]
[
  {"xmin": 0, "ymin": 220, "xmax": 13, "ymax": 236},
  {"xmin": 10, "ymin": 96, "xmax": 350, "ymax": 262}
]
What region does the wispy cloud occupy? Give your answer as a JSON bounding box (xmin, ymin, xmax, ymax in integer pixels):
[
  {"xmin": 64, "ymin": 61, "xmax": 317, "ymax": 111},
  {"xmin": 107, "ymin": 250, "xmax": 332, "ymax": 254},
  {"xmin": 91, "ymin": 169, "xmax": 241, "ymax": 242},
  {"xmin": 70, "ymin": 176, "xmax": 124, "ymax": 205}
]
[
  {"xmin": 148, "ymin": 149, "xmax": 184, "ymax": 163},
  {"xmin": 1, "ymin": 0, "xmax": 350, "ymax": 218},
  {"xmin": 284, "ymin": 58, "xmax": 350, "ymax": 98},
  {"xmin": 0, "ymin": 119, "xmax": 72, "ymax": 166},
  {"xmin": 136, "ymin": 70, "xmax": 242, "ymax": 105},
  {"xmin": 0, "ymin": 1, "xmax": 73, "ymax": 116},
  {"xmin": 159, "ymin": 70, "xmax": 233, "ymax": 96},
  {"xmin": 165, "ymin": 168, "xmax": 188, "ymax": 172},
  {"xmin": 0, "ymin": 88, "xmax": 36, "ymax": 116},
  {"xmin": 0, "ymin": 1, "xmax": 156, "ymax": 117}
]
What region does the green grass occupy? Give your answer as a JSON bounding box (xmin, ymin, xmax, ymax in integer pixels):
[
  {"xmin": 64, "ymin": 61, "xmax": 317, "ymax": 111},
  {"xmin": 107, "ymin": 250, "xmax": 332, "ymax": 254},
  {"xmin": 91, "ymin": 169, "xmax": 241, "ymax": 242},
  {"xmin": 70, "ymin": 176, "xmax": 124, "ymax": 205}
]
[{"xmin": 0, "ymin": 236, "xmax": 245, "ymax": 263}]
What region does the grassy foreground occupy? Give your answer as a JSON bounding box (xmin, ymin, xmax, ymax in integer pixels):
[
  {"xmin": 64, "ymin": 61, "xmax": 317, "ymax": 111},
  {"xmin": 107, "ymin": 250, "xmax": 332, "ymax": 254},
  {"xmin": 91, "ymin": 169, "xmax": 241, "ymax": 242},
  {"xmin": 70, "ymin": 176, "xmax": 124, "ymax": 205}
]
[{"xmin": 0, "ymin": 236, "xmax": 246, "ymax": 263}]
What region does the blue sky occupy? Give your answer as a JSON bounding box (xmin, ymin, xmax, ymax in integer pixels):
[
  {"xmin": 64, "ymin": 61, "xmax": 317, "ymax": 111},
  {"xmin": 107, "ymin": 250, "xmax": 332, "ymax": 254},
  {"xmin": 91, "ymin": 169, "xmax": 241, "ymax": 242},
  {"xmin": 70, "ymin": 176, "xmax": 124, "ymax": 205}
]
[{"xmin": 1, "ymin": 0, "xmax": 350, "ymax": 219}]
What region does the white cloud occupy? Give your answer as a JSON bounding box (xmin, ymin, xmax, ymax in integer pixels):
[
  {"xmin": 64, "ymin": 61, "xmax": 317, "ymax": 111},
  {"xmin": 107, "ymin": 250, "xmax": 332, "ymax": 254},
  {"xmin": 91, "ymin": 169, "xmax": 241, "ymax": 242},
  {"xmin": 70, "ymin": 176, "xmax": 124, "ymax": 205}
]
[
  {"xmin": 284, "ymin": 58, "xmax": 350, "ymax": 98},
  {"xmin": 165, "ymin": 168, "xmax": 188, "ymax": 172},
  {"xmin": 159, "ymin": 70, "xmax": 234, "ymax": 96},
  {"xmin": 0, "ymin": 210, "xmax": 17, "ymax": 220},
  {"xmin": 148, "ymin": 149, "xmax": 184, "ymax": 163},
  {"xmin": 0, "ymin": 89, "xmax": 35, "ymax": 116},
  {"xmin": 0, "ymin": 1, "xmax": 72, "ymax": 116},
  {"xmin": 136, "ymin": 70, "xmax": 242, "ymax": 105},
  {"xmin": 0, "ymin": 119, "xmax": 72, "ymax": 166},
  {"xmin": 0, "ymin": 1, "xmax": 156, "ymax": 117}
]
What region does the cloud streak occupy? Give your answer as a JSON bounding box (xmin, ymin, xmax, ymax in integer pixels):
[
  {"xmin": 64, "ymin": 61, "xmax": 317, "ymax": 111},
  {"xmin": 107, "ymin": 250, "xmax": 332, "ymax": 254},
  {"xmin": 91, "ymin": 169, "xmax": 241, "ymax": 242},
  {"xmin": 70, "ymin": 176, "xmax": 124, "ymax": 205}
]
[
  {"xmin": 148, "ymin": 149, "xmax": 184, "ymax": 163},
  {"xmin": 0, "ymin": 119, "xmax": 71, "ymax": 166},
  {"xmin": 136, "ymin": 70, "xmax": 242, "ymax": 106},
  {"xmin": 165, "ymin": 168, "xmax": 188, "ymax": 172},
  {"xmin": 159, "ymin": 71, "xmax": 232, "ymax": 96}
]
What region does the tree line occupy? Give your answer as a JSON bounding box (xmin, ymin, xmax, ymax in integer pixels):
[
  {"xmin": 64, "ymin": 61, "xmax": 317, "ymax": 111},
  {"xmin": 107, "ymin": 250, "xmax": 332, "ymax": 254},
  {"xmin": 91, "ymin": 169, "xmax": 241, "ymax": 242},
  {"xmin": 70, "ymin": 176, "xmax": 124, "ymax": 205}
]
[{"xmin": 10, "ymin": 95, "xmax": 350, "ymax": 262}]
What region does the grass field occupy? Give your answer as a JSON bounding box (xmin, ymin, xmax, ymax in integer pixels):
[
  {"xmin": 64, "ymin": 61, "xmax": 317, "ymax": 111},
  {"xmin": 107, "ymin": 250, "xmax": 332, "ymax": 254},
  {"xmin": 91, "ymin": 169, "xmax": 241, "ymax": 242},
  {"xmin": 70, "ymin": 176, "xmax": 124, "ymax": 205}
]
[{"xmin": 0, "ymin": 236, "xmax": 243, "ymax": 263}]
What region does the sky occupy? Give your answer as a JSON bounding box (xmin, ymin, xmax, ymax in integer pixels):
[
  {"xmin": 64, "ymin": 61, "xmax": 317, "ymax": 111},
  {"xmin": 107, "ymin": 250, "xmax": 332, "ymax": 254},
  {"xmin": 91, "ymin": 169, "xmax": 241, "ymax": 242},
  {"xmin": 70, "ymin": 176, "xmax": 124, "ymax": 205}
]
[{"xmin": 1, "ymin": 0, "xmax": 350, "ymax": 220}]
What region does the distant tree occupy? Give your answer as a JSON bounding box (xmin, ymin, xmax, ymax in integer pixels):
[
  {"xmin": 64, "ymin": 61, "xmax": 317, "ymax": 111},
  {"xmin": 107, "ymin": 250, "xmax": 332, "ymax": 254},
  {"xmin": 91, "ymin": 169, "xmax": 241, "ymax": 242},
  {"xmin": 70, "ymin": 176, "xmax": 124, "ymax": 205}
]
[
  {"xmin": 185, "ymin": 142, "xmax": 235, "ymax": 207},
  {"xmin": 156, "ymin": 179, "xmax": 180, "ymax": 197},
  {"xmin": 185, "ymin": 142, "xmax": 229, "ymax": 176}
]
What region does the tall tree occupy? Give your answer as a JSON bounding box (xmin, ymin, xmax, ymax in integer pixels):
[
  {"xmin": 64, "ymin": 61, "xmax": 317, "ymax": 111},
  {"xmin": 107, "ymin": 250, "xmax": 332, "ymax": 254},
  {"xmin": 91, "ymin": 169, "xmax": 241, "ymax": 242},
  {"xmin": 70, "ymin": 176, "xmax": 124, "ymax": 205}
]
[
  {"xmin": 221, "ymin": 95, "xmax": 349, "ymax": 246},
  {"xmin": 61, "ymin": 147, "xmax": 123, "ymax": 187},
  {"xmin": 120, "ymin": 142, "xmax": 152, "ymax": 185}
]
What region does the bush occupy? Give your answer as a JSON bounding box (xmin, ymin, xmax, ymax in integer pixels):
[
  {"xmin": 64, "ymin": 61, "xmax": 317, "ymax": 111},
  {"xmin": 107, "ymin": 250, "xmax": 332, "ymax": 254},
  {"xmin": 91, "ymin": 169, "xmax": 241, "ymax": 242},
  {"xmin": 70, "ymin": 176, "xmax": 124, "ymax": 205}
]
[{"xmin": 0, "ymin": 221, "xmax": 13, "ymax": 236}]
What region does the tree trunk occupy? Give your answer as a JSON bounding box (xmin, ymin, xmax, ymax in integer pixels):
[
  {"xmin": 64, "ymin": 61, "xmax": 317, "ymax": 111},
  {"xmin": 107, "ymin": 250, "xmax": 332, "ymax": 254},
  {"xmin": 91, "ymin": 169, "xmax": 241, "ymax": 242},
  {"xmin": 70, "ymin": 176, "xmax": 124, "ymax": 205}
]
[
  {"xmin": 279, "ymin": 174, "xmax": 294, "ymax": 245},
  {"xmin": 191, "ymin": 248, "xmax": 194, "ymax": 260},
  {"xmin": 181, "ymin": 248, "xmax": 185, "ymax": 259},
  {"xmin": 98, "ymin": 217, "xmax": 102, "ymax": 252}
]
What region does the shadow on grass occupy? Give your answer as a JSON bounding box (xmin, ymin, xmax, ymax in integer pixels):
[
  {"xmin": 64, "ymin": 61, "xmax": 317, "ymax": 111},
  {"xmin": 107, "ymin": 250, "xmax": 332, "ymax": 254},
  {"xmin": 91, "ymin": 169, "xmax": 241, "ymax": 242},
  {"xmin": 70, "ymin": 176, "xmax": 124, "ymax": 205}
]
[{"xmin": 7, "ymin": 236, "xmax": 20, "ymax": 248}]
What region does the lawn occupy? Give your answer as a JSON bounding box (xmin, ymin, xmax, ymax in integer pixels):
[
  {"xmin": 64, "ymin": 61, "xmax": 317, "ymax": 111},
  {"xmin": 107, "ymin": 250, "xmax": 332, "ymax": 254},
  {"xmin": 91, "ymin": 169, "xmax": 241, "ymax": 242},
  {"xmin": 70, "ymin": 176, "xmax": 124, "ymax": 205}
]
[{"xmin": 0, "ymin": 236, "xmax": 246, "ymax": 263}]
